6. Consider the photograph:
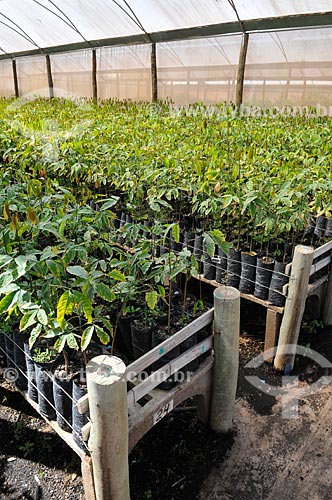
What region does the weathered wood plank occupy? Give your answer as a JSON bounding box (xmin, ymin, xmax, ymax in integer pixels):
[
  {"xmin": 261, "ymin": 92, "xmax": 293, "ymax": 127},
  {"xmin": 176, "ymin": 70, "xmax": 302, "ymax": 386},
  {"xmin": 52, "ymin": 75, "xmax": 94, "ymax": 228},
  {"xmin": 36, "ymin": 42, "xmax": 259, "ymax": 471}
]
[
  {"xmin": 77, "ymin": 393, "xmax": 89, "ymax": 415},
  {"xmin": 82, "ymin": 421, "xmax": 91, "ymax": 442},
  {"xmin": 81, "ymin": 456, "xmax": 96, "ymax": 500},
  {"xmin": 264, "ymin": 310, "xmax": 282, "ymax": 363},
  {"xmin": 194, "ymin": 275, "xmax": 285, "ymax": 312},
  {"xmin": 126, "ymin": 308, "xmax": 214, "ymax": 378},
  {"xmin": 127, "ymin": 336, "xmax": 213, "ymax": 406},
  {"xmin": 310, "ymin": 255, "xmax": 331, "ymax": 276},
  {"xmin": 313, "ymin": 240, "xmax": 332, "ymax": 259},
  {"xmin": 285, "ymin": 262, "xmax": 292, "ymax": 276},
  {"xmin": 307, "ymin": 274, "xmax": 329, "ymax": 296},
  {"xmin": 282, "ymin": 283, "xmax": 289, "ymax": 297},
  {"xmin": 240, "ymin": 291, "xmax": 285, "ymax": 312}
]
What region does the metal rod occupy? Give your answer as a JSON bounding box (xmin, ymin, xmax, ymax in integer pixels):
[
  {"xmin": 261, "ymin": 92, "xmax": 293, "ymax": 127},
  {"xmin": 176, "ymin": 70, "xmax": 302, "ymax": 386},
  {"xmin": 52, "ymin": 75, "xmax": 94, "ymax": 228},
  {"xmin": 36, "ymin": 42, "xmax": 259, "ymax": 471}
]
[
  {"xmin": 235, "ymin": 32, "xmax": 249, "ymax": 109},
  {"xmin": 92, "ymin": 48, "xmax": 97, "ymax": 100},
  {"xmin": 46, "ymin": 54, "xmax": 54, "ymax": 98},
  {"xmin": 12, "ymin": 59, "xmax": 19, "ymax": 98},
  {"xmin": 151, "ymin": 42, "xmax": 158, "ymax": 102}
]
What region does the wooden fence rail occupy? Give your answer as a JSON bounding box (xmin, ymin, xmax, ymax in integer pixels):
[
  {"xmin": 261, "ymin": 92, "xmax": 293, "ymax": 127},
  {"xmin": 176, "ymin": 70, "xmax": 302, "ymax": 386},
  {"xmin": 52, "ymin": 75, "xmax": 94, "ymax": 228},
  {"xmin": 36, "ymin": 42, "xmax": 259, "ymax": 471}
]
[{"xmin": 76, "ymin": 286, "xmax": 240, "ymax": 500}]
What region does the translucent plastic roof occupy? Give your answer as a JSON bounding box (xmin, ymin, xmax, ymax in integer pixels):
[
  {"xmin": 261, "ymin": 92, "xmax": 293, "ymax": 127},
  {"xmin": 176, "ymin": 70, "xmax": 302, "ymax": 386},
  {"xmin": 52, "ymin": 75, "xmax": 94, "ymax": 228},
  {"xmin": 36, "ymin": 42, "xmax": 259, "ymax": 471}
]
[{"xmin": 0, "ymin": 0, "xmax": 332, "ymax": 57}]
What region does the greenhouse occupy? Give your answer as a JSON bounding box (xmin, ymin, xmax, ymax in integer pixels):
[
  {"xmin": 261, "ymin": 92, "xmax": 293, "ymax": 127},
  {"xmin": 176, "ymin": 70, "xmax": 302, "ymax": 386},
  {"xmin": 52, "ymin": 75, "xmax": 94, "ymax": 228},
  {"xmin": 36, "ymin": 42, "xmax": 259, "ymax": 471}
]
[
  {"xmin": 0, "ymin": 1, "xmax": 331, "ymax": 107},
  {"xmin": 1, "ymin": 2, "xmax": 332, "ymax": 500}
]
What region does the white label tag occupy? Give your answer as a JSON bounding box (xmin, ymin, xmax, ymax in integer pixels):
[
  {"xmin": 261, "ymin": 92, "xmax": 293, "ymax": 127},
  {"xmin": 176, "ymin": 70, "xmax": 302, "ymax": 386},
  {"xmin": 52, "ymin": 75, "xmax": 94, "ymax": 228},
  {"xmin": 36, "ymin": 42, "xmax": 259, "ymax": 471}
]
[{"xmin": 153, "ymin": 399, "xmax": 174, "ymax": 426}]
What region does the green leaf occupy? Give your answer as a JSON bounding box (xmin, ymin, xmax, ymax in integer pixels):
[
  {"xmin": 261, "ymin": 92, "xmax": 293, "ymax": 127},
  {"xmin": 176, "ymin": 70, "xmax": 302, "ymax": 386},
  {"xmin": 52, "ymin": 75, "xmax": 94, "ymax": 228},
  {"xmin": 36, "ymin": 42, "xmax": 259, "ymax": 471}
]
[
  {"xmin": 46, "ymin": 259, "xmax": 63, "ymax": 278},
  {"xmin": 203, "ymin": 233, "xmax": 215, "ymax": 258},
  {"xmin": 171, "ymin": 223, "xmax": 180, "ymax": 244},
  {"xmin": 27, "ymin": 207, "xmax": 38, "ymax": 224},
  {"xmin": 37, "ymin": 308, "xmax": 48, "ymax": 325},
  {"xmin": 54, "ymin": 335, "xmax": 67, "ymax": 353},
  {"xmin": 81, "ymin": 295, "xmax": 93, "ymax": 323},
  {"xmin": 20, "ymin": 310, "xmax": 38, "ymax": 331},
  {"xmin": 100, "ymin": 317, "xmax": 114, "ymax": 336},
  {"xmin": 209, "ymin": 230, "xmax": 230, "ymax": 255},
  {"xmin": 95, "ymin": 325, "xmax": 110, "ymax": 345},
  {"xmin": 0, "ymin": 255, "xmax": 13, "ymax": 269},
  {"xmin": 14, "ymin": 255, "xmax": 28, "ymax": 274},
  {"xmin": 0, "ymin": 271, "xmax": 14, "ymax": 289},
  {"xmin": 109, "ymin": 269, "xmax": 126, "ymax": 281},
  {"xmin": 0, "ymin": 283, "xmax": 20, "ymax": 294},
  {"xmin": 169, "ymin": 261, "xmax": 187, "ymax": 279},
  {"xmin": 66, "ymin": 333, "xmax": 79, "ymax": 350},
  {"xmin": 3, "ymin": 202, "xmax": 10, "ymax": 220},
  {"xmin": 76, "ymin": 247, "xmax": 88, "ymax": 262},
  {"xmin": 95, "ymin": 283, "xmax": 116, "ymax": 302},
  {"xmin": 0, "ymin": 291, "xmax": 17, "ymax": 314},
  {"xmin": 57, "ymin": 291, "xmax": 73, "ymax": 329},
  {"xmin": 99, "ymin": 197, "xmax": 119, "ymax": 210},
  {"xmin": 81, "ymin": 325, "xmax": 94, "ymax": 351},
  {"xmin": 67, "ymin": 265, "xmax": 89, "ymax": 279},
  {"xmin": 28, "ymin": 324, "xmax": 42, "ymax": 349},
  {"xmin": 63, "ymin": 248, "xmax": 75, "ymax": 265},
  {"xmin": 145, "ymin": 291, "xmax": 158, "ymax": 310}
]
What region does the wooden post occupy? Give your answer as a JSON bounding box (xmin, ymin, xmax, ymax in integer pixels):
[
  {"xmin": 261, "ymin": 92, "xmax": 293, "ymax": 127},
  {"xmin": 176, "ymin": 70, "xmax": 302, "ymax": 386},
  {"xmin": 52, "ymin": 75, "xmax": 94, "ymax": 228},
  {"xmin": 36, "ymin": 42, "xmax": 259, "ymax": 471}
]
[
  {"xmin": 322, "ymin": 264, "xmax": 332, "ymax": 325},
  {"xmin": 12, "ymin": 59, "xmax": 19, "ymax": 98},
  {"xmin": 235, "ymin": 32, "xmax": 249, "ymax": 109},
  {"xmin": 210, "ymin": 286, "xmax": 240, "ymax": 433},
  {"xmin": 274, "ymin": 245, "xmax": 314, "ymax": 371},
  {"xmin": 151, "ymin": 42, "xmax": 158, "ymax": 102},
  {"xmin": 264, "ymin": 309, "xmax": 282, "ymax": 363},
  {"xmin": 92, "ymin": 48, "xmax": 97, "ymax": 101},
  {"xmin": 87, "ymin": 355, "xmax": 130, "ymax": 500},
  {"xmin": 45, "ymin": 54, "xmax": 54, "ymax": 99}
]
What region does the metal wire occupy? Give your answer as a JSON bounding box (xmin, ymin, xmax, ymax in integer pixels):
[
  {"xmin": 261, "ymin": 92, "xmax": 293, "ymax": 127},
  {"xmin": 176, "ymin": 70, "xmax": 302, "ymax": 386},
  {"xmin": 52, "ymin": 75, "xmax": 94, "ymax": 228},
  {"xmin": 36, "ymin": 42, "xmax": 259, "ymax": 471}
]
[
  {"xmin": 0, "ymin": 339, "xmax": 90, "ymax": 452},
  {"xmin": 111, "ymin": 214, "xmax": 292, "ymax": 296}
]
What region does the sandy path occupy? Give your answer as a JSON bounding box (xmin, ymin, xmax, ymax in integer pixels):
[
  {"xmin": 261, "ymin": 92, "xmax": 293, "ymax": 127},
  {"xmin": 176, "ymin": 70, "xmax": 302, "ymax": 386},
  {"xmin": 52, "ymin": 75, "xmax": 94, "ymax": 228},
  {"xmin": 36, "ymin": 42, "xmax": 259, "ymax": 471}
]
[{"xmin": 199, "ymin": 386, "xmax": 332, "ymax": 500}]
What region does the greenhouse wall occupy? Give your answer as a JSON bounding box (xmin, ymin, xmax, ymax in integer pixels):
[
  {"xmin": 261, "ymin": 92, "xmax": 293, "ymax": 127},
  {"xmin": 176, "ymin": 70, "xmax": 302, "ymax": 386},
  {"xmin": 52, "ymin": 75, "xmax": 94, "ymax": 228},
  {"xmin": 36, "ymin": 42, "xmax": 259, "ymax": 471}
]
[
  {"xmin": 157, "ymin": 36, "xmax": 241, "ymax": 105},
  {"xmin": 16, "ymin": 56, "xmax": 48, "ymax": 97},
  {"xmin": 1, "ymin": 29, "xmax": 332, "ymax": 111},
  {"xmin": 51, "ymin": 50, "xmax": 92, "ymax": 98},
  {"xmin": 97, "ymin": 45, "xmax": 152, "ymax": 101},
  {"xmin": 243, "ymin": 28, "xmax": 332, "ymax": 109},
  {"xmin": 0, "ymin": 60, "xmax": 14, "ymax": 97}
]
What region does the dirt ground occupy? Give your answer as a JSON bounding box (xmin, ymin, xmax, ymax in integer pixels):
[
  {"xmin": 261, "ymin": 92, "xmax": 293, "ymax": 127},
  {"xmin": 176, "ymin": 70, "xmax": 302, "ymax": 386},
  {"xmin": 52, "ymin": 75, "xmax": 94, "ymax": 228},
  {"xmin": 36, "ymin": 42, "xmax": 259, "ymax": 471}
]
[
  {"xmin": 0, "ymin": 302, "xmax": 332, "ymax": 499},
  {"xmin": 199, "ymin": 386, "xmax": 332, "ymax": 500}
]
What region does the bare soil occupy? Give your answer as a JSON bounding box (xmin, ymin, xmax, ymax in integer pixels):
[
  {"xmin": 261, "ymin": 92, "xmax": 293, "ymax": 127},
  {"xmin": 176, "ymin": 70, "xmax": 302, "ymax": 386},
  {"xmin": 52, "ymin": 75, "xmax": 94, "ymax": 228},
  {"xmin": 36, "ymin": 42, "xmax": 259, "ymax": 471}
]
[{"xmin": 0, "ymin": 300, "xmax": 331, "ymax": 500}]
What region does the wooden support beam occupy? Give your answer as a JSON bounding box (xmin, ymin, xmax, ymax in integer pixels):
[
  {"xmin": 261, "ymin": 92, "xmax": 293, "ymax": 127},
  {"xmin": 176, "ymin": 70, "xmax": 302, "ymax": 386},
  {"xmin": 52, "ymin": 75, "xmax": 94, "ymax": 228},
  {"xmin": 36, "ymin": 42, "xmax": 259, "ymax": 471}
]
[
  {"xmin": 151, "ymin": 42, "xmax": 158, "ymax": 102},
  {"xmin": 274, "ymin": 245, "xmax": 314, "ymax": 372},
  {"xmin": 45, "ymin": 54, "xmax": 54, "ymax": 99},
  {"xmin": 12, "ymin": 59, "xmax": 19, "ymax": 98},
  {"xmin": 87, "ymin": 355, "xmax": 130, "ymax": 500},
  {"xmin": 92, "ymin": 49, "xmax": 97, "ymax": 101},
  {"xmin": 235, "ymin": 32, "xmax": 249, "ymax": 109},
  {"xmin": 128, "ymin": 355, "xmax": 213, "ymax": 451},
  {"xmin": 210, "ymin": 286, "xmax": 240, "ymax": 433},
  {"xmin": 264, "ymin": 310, "xmax": 282, "ymax": 363},
  {"xmin": 81, "ymin": 456, "xmax": 96, "ymax": 500}
]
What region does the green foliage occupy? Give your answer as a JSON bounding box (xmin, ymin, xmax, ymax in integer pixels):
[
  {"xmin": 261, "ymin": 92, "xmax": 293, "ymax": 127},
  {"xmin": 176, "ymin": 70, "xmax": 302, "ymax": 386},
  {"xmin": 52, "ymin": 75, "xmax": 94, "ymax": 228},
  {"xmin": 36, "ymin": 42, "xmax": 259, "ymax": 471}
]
[{"xmin": 0, "ymin": 98, "xmax": 331, "ymax": 356}]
